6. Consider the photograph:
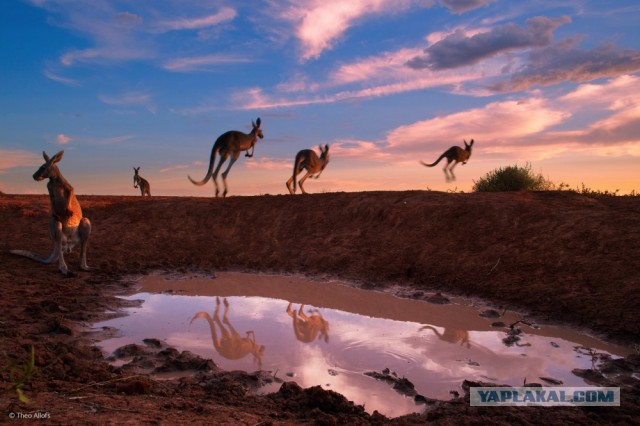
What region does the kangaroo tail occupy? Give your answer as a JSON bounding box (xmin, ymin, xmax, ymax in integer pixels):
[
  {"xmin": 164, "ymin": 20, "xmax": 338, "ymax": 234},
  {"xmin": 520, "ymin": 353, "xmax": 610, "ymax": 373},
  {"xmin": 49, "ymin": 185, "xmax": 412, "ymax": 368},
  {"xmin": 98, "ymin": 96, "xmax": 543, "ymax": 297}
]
[
  {"xmin": 10, "ymin": 249, "xmax": 56, "ymax": 264},
  {"xmin": 420, "ymin": 153, "xmax": 446, "ymax": 168},
  {"xmin": 188, "ymin": 144, "xmax": 218, "ymax": 186}
]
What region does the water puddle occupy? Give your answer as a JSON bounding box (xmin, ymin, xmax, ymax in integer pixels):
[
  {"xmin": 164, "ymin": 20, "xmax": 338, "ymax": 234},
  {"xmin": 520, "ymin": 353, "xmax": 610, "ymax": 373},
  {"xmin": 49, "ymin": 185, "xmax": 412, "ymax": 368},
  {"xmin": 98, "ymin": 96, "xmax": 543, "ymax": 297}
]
[{"xmin": 94, "ymin": 272, "xmax": 629, "ymax": 417}]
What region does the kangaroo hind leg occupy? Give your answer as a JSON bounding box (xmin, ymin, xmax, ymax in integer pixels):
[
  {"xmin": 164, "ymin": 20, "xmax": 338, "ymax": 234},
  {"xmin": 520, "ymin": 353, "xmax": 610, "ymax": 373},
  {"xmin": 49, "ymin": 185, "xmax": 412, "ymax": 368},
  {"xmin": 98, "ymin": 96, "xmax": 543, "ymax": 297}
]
[{"xmin": 78, "ymin": 217, "xmax": 92, "ymax": 271}]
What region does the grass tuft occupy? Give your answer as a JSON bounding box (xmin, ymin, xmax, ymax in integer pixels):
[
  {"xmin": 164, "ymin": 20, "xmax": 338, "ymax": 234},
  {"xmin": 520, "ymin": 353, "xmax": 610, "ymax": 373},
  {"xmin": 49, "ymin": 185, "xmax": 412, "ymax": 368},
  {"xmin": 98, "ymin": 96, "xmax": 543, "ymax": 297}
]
[{"xmin": 473, "ymin": 163, "xmax": 553, "ymax": 192}]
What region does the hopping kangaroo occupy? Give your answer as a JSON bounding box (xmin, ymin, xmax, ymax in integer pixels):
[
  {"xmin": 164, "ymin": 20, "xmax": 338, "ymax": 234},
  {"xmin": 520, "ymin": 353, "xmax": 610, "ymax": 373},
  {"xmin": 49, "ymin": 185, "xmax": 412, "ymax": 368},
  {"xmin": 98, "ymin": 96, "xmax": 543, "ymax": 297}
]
[
  {"xmin": 191, "ymin": 297, "xmax": 265, "ymax": 369},
  {"xmin": 188, "ymin": 117, "xmax": 264, "ymax": 197},
  {"xmin": 286, "ymin": 303, "xmax": 330, "ymax": 343},
  {"xmin": 133, "ymin": 167, "xmax": 151, "ymax": 196},
  {"xmin": 286, "ymin": 144, "xmax": 330, "ymax": 194},
  {"xmin": 10, "ymin": 151, "xmax": 91, "ymax": 277},
  {"xmin": 420, "ymin": 139, "xmax": 474, "ymax": 181}
]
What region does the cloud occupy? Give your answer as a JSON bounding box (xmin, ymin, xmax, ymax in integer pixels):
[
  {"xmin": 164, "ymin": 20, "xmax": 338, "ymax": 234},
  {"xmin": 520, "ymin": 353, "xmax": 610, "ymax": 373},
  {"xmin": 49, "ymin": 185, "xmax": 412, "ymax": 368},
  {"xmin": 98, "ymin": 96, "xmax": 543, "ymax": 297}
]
[
  {"xmin": 387, "ymin": 97, "xmax": 569, "ymax": 151},
  {"xmin": 550, "ymin": 76, "xmax": 640, "ymax": 147},
  {"xmin": 159, "ymin": 162, "xmax": 205, "ymax": 173},
  {"xmin": 439, "ymin": 0, "xmax": 495, "ymax": 14},
  {"xmin": 407, "ymin": 16, "xmax": 571, "ymax": 70},
  {"xmin": 98, "ymin": 91, "xmax": 155, "ymax": 112},
  {"xmin": 329, "ymin": 47, "xmax": 425, "ymax": 85},
  {"xmin": 489, "ymin": 38, "xmax": 640, "ymax": 92},
  {"xmin": 155, "ymin": 7, "xmax": 236, "ymax": 32},
  {"xmin": 559, "ymin": 74, "xmax": 640, "ymax": 108},
  {"xmin": 244, "ymin": 157, "xmax": 291, "ymax": 170},
  {"xmin": 116, "ymin": 11, "xmax": 143, "ymax": 27},
  {"xmin": 0, "ymin": 149, "xmax": 42, "ymax": 174},
  {"xmin": 35, "ymin": 1, "xmax": 155, "ymax": 66},
  {"xmin": 332, "ymin": 140, "xmax": 391, "ymax": 160},
  {"xmin": 43, "ymin": 68, "xmax": 80, "ymax": 86},
  {"xmin": 93, "ymin": 135, "xmax": 134, "ymax": 145},
  {"xmin": 273, "ymin": 0, "xmax": 429, "ymax": 61},
  {"xmin": 229, "ymin": 66, "xmax": 494, "ymax": 110},
  {"xmin": 57, "ymin": 134, "xmax": 72, "ymax": 145},
  {"xmin": 163, "ymin": 54, "xmax": 252, "ymax": 72}
]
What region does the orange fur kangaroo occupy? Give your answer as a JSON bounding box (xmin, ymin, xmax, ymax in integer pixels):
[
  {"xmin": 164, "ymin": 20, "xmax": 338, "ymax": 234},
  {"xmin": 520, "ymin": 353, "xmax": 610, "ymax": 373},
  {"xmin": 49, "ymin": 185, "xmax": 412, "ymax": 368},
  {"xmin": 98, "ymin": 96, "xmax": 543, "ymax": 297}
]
[{"xmin": 10, "ymin": 150, "xmax": 91, "ymax": 277}]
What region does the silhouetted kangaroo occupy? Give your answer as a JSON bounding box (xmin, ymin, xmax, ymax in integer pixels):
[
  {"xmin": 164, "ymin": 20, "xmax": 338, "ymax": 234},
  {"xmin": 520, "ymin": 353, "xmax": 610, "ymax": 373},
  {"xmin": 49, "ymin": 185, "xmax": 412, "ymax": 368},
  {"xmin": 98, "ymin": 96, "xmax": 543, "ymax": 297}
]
[
  {"xmin": 188, "ymin": 118, "xmax": 264, "ymax": 197},
  {"xmin": 421, "ymin": 139, "xmax": 474, "ymax": 181},
  {"xmin": 133, "ymin": 167, "xmax": 151, "ymax": 196},
  {"xmin": 286, "ymin": 144, "xmax": 330, "ymax": 194}
]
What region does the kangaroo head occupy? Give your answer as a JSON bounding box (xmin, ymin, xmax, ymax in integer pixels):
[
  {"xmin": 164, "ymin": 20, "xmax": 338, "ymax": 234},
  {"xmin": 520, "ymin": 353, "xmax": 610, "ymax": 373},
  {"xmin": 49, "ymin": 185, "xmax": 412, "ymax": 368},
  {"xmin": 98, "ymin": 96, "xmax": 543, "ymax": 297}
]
[
  {"xmin": 320, "ymin": 144, "xmax": 330, "ymax": 166},
  {"xmin": 464, "ymin": 139, "xmax": 474, "ymax": 150},
  {"xmin": 252, "ymin": 117, "xmax": 264, "ymax": 139},
  {"xmin": 33, "ymin": 150, "xmax": 64, "ymax": 181}
]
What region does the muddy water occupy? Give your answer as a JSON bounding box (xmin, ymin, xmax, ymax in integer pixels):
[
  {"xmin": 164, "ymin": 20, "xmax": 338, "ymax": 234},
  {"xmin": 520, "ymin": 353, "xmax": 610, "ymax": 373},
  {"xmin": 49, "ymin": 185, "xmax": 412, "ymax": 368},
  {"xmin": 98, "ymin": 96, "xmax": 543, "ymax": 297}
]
[{"xmin": 95, "ymin": 272, "xmax": 629, "ymax": 417}]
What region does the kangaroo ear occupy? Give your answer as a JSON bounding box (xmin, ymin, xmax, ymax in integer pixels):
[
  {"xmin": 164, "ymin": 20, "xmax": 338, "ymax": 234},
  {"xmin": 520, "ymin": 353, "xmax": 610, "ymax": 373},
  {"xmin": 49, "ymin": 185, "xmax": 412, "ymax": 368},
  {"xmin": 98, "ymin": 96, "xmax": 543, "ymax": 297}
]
[
  {"xmin": 51, "ymin": 150, "xmax": 64, "ymax": 163},
  {"xmin": 470, "ymin": 139, "xmax": 474, "ymax": 146},
  {"xmin": 256, "ymin": 117, "xmax": 261, "ymax": 127},
  {"xmin": 43, "ymin": 151, "xmax": 50, "ymax": 162},
  {"xmin": 325, "ymin": 144, "xmax": 329, "ymax": 152}
]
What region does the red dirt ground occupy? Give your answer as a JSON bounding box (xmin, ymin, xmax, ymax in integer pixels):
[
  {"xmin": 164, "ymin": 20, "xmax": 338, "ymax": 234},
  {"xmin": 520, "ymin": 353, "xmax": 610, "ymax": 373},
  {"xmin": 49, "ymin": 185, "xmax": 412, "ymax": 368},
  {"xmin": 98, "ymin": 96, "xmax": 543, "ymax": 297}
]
[{"xmin": 1, "ymin": 191, "xmax": 639, "ymax": 424}]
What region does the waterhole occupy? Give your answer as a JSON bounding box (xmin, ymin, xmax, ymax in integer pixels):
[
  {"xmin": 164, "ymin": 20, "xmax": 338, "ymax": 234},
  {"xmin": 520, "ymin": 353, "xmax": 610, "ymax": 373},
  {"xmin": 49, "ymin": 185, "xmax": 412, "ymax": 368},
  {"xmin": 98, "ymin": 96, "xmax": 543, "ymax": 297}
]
[{"xmin": 95, "ymin": 272, "xmax": 629, "ymax": 417}]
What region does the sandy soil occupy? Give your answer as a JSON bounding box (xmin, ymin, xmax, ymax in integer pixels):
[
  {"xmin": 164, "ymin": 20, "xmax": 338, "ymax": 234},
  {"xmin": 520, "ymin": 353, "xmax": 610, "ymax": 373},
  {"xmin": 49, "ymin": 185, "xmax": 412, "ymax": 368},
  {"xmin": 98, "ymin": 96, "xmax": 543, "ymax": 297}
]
[{"xmin": 1, "ymin": 191, "xmax": 639, "ymax": 424}]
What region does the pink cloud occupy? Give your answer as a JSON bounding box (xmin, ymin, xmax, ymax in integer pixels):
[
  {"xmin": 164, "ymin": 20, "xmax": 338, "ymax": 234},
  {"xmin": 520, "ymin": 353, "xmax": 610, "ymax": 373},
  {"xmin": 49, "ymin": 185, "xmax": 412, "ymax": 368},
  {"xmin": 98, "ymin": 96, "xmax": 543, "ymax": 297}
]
[
  {"xmin": 387, "ymin": 97, "xmax": 569, "ymax": 150},
  {"xmin": 57, "ymin": 134, "xmax": 72, "ymax": 145},
  {"xmin": 0, "ymin": 149, "xmax": 42, "ymax": 174},
  {"xmin": 275, "ymin": 0, "xmax": 429, "ymax": 61},
  {"xmin": 156, "ymin": 7, "xmax": 237, "ymax": 31}
]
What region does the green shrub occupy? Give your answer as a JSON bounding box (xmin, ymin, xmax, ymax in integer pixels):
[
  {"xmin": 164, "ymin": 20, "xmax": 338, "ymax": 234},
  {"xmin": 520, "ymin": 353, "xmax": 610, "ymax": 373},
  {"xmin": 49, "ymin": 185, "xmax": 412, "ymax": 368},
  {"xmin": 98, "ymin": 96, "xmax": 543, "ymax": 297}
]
[{"xmin": 473, "ymin": 163, "xmax": 553, "ymax": 192}]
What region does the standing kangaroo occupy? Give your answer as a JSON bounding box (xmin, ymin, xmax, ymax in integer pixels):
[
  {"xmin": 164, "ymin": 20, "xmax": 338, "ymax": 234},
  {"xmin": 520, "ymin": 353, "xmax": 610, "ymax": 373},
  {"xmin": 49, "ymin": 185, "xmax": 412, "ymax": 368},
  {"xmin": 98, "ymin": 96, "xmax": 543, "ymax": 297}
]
[
  {"xmin": 133, "ymin": 167, "xmax": 151, "ymax": 197},
  {"xmin": 191, "ymin": 297, "xmax": 265, "ymax": 369},
  {"xmin": 188, "ymin": 118, "xmax": 264, "ymax": 197},
  {"xmin": 420, "ymin": 139, "xmax": 474, "ymax": 182},
  {"xmin": 10, "ymin": 151, "xmax": 91, "ymax": 277},
  {"xmin": 286, "ymin": 144, "xmax": 330, "ymax": 195}
]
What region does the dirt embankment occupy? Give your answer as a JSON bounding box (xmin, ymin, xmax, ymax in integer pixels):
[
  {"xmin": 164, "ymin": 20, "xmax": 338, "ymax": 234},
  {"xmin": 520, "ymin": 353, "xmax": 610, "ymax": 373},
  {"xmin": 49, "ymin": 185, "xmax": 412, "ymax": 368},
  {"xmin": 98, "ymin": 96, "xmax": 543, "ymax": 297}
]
[{"xmin": 1, "ymin": 191, "xmax": 639, "ymax": 424}]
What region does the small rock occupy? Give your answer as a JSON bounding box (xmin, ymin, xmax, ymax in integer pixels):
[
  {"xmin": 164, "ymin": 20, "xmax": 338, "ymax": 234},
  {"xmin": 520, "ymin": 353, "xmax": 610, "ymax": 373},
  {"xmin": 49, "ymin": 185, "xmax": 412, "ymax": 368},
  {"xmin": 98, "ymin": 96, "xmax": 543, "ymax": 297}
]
[
  {"xmin": 426, "ymin": 292, "xmax": 451, "ymax": 304},
  {"xmin": 479, "ymin": 309, "xmax": 500, "ymax": 318}
]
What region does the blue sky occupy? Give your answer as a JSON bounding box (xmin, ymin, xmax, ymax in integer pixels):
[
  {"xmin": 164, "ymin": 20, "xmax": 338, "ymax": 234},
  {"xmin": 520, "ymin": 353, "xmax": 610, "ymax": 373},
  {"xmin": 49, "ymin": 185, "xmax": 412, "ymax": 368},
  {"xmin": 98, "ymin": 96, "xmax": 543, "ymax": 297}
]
[{"xmin": 1, "ymin": 0, "xmax": 639, "ymax": 196}]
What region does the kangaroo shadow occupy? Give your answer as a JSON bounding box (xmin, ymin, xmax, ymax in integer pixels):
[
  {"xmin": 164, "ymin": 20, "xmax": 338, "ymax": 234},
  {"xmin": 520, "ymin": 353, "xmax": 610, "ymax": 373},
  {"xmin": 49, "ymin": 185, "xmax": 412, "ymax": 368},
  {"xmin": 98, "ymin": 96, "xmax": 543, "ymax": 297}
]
[
  {"xmin": 287, "ymin": 303, "xmax": 330, "ymax": 344},
  {"xmin": 191, "ymin": 297, "xmax": 265, "ymax": 369}
]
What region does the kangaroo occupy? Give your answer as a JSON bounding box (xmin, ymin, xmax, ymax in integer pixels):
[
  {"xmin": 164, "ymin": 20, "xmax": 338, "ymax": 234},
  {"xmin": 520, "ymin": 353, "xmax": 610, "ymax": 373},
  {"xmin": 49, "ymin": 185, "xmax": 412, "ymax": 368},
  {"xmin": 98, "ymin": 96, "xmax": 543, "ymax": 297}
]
[
  {"xmin": 286, "ymin": 303, "xmax": 330, "ymax": 343},
  {"xmin": 420, "ymin": 139, "xmax": 474, "ymax": 182},
  {"xmin": 191, "ymin": 297, "xmax": 265, "ymax": 369},
  {"xmin": 420, "ymin": 325, "xmax": 471, "ymax": 348},
  {"xmin": 286, "ymin": 144, "xmax": 330, "ymax": 194},
  {"xmin": 10, "ymin": 151, "xmax": 91, "ymax": 277},
  {"xmin": 188, "ymin": 118, "xmax": 264, "ymax": 197},
  {"xmin": 133, "ymin": 167, "xmax": 151, "ymax": 196}
]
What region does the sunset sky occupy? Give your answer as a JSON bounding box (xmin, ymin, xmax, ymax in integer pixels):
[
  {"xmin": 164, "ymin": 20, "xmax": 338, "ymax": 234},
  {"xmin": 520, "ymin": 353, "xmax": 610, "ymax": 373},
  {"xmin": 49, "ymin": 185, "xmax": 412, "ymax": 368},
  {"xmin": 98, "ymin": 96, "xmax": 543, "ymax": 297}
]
[{"xmin": 1, "ymin": 0, "xmax": 639, "ymax": 196}]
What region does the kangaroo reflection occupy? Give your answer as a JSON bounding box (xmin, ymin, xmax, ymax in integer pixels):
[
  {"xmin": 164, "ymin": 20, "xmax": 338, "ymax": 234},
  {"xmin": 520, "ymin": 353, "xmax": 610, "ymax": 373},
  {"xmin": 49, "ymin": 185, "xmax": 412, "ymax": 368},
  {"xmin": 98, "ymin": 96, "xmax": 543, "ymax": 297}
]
[
  {"xmin": 287, "ymin": 303, "xmax": 330, "ymax": 343},
  {"xmin": 191, "ymin": 297, "xmax": 265, "ymax": 369},
  {"xmin": 420, "ymin": 325, "xmax": 471, "ymax": 349}
]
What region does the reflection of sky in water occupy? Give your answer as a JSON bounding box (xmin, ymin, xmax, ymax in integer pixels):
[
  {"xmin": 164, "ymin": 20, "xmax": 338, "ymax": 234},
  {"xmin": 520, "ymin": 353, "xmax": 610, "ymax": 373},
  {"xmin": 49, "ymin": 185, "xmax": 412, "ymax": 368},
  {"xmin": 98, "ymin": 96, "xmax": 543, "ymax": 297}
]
[{"xmin": 95, "ymin": 275, "xmax": 627, "ymax": 417}]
